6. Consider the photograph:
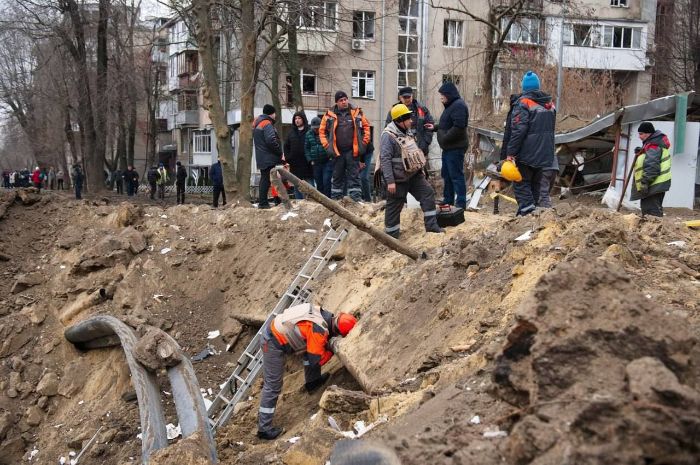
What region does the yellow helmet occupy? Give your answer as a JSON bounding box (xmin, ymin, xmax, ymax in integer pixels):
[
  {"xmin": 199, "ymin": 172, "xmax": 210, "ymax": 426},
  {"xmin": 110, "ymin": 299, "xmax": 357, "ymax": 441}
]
[
  {"xmin": 501, "ymin": 160, "xmax": 522, "ymax": 182},
  {"xmin": 390, "ymin": 103, "xmax": 412, "ymax": 122}
]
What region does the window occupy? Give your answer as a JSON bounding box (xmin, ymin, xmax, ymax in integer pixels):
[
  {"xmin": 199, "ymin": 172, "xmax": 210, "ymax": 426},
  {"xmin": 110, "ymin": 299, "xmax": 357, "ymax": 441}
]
[
  {"xmin": 301, "ymin": 69, "xmax": 316, "ymax": 95},
  {"xmin": 169, "ymin": 56, "xmax": 176, "ymax": 77},
  {"xmin": 601, "ymin": 25, "xmax": 641, "ymax": 49},
  {"xmin": 176, "ymin": 51, "xmax": 198, "ymax": 76},
  {"xmin": 443, "ymin": 20, "xmax": 464, "ymax": 48},
  {"xmin": 299, "ymin": 2, "xmax": 337, "ymax": 31},
  {"xmin": 193, "ymin": 130, "xmax": 211, "ymax": 154},
  {"xmin": 442, "ymin": 74, "xmax": 462, "ymax": 85},
  {"xmin": 177, "ymin": 92, "xmax": 198, "ymax": 112},
  {"xmin": 563, "ymin": 23, "xmax": 597, "ymax": 47},
  {"xmin": 397, "ymin": 0, "xmax": 420, "ymax": 89},
  {"xmin": 502, "ymin": 17, "xmax": 542, "ymax": 45},
  {"xmin": 352, "ymin": 71, "xmax": 375, "ymax": 99},
  {"xmin": 610, "ymin": 0, "xmax": 627, "ymax": 7},
  {"xmin": 353, "ymin": 11, "xmax": 375, "ymax": 40}
]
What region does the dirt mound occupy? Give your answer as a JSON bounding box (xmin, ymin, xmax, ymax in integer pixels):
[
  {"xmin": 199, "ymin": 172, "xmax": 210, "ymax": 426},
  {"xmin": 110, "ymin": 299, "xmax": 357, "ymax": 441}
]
[{"xmin": 494, "ymin": 258, "xmax": 700, "ymax": 464}]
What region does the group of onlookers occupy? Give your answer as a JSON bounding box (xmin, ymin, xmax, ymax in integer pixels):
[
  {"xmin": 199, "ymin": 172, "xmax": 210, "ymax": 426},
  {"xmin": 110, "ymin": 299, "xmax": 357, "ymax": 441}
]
[{"xmin": 2, "ymin": 167, "xmax": 67, "ymax": 191}]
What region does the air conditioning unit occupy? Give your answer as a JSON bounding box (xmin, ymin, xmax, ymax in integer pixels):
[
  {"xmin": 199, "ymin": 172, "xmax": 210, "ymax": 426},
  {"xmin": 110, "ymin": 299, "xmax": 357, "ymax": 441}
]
[{"xmin": 351, "ymin": 39, "xmax": 366, "ymax": 51}]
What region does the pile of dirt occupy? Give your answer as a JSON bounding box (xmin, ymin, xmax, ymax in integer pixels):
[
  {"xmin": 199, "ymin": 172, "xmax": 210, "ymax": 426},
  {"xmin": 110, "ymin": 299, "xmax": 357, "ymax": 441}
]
[{"xmin": 0, "ymin": 188, "xmax": 698, "ymax": 465}]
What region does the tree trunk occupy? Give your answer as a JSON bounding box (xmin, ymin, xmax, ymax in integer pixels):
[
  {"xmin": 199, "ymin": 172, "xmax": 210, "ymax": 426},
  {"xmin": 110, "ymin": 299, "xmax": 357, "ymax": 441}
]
[
  {"xmin": 61, "ymin": 0, "xmax": 100, "ymax": 192},
  {"xmin": 194, "ymin": 0, "xmax": 236, "ymax": 194},
  {"xmin": 236, "ymin": 0, "xmax": 258, "ymax": 197},
  {"xmin": 270, "ymin": 21, "xmax": 282, "ymax": 133},
  {"xmin": 93, "ymin": 0, "xmax": 110, "ymax": 190}
]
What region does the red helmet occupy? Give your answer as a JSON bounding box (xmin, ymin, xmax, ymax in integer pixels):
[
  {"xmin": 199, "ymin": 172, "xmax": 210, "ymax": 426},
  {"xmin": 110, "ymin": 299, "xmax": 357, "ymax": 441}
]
[{"xmin": 334, "ymin": 313, "xmax": 357, "ymax": 337}]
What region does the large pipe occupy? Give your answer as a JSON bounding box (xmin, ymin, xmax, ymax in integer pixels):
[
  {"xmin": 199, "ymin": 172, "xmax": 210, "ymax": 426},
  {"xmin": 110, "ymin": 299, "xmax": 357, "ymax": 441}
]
[
  {"xmin": 64, "ymin": 316, "xmax": 218, "ymax": 464},
  {"xmin": 270, "ymin": 166, "xmax": 424, "ymax": 261}
]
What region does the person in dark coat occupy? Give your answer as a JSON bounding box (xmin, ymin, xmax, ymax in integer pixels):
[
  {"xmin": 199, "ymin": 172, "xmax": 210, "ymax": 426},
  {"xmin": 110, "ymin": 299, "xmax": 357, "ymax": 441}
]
[
  {"xmin": 629, "ymin": 122, "xmax": 672, "ymax": 217},
  {"xmin": 176, "ymin": 161, "xmax": 187, "ymax": 204},
  {"xmin": 71, "ymin": 165, "xmax": 83, "ymax": 199},
  {"xmin": 305, "ymin": 117, "xmax": 333, "ymax": 197},
  {"xmin": 114, "ymin": 169, "xmax": 124, "ymax": 194},
  {"xmin": 385, "ymin": 86, "xmax": 435, "ymax": 159},
  {"xmin": 146, "ymin": 166, "xmax": 158, "ymax": 199},
  {"xmin": 254, "ymin": 104, "xmax": 283, "ymax": 208},
  {"xmin": 425, "ymin": 82, "xmax": 469, "ymax": 208},
  {"xmin": 210, "ymin": 159, "xmax": 226, "ymax": 208},
  {"xmin": 505, "ymin": 71, "xmax": 556, "ymax": 216},
  {"xmin": 123, "ymin": 165, "xmax": 139, "ymax": 196},
  {"xmin": 284, "ymin": 111, "xmax": 314, "ymax": 199}
]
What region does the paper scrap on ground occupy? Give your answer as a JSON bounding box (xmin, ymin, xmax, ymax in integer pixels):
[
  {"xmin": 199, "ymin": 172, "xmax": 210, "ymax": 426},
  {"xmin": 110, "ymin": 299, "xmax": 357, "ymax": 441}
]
[
  {"xmin": 166, "ymin": 423, "xmax": 182, "ymax": 440},
  {"xmin": 515, "ymin": 230, "xmax": 533, "ymax": 242},
  {"xmin": 288, "ymin": 437, "xmax": 300, "ymax": 444},
  {"xmin": 323, "ymin": 218, "xmax": 332, "ymax": 229},
  {"xmin": 336, "ymin": 416, "xmax": 388, "ymax": 439},
  {"xmin": 207, "ymin": 330, "xmax": 220, "ymax": 339},
  {"xmin": 327, "ymin": 415, "xmax": 341, "ymax": 432},
  {"xmin": 328, "ymin": 263, "xmax": 337, "ymax": 271},
  {"xmin": 160, "ymin": 247, "xmax": 171, "ymax": 254},
  {"xmin": 281, "ymin": 212, "xmax": 298, "ymax": 221},
  {"xmin": 470, "ymin": 415, "xmax": 481, "ymax": 425},
  {"xmin": 160, "ymin": 215, "xmax": 168, "ymax": 219},
  {"xmin": 304, "ymin": 229, "xmax": 318, "ymax": 234},
  {"xmin": 667, "ymin": 241, "xmax": 686, "ymax": 248},
  {"xmin": 28, "ymin": 448, "xmax": 39, "ymax": 460},
  {"xmin": 483, "ymin": 429, "xmax": 508, "ymax": 438}
]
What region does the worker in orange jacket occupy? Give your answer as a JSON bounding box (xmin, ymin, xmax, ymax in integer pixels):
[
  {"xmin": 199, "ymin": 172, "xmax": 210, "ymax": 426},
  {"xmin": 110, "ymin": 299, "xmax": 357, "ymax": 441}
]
[
  {"xmin": 257, "ymin": 303, "xmax": 357, "ymax": 440},
  {"xmin": 320, "ymin": 91, "xmax": 371, "ymax": 202}
]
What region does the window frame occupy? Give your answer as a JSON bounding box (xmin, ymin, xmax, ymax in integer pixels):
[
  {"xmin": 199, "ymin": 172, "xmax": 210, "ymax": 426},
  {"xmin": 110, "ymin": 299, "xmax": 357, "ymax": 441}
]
[
  {"xmin": 397, "ymin": 0, "xmax": 420, "ymax": 89},
  {"xmin": 351, "ymin": 70, "xmax": 376, "ymax": 99},
  {"xmin": 610, "ymin": 0, "xmax": 628, "ymax": 7},
  {"xmin": 502, "ymin": 16, "xmax": 542, "ymax": 45},
  {"xmin": 600, "ymin": 25, "xmax": 642, "ymax": 49},
  {"xmin": 298, "ymin": 1, "xmax": 338, "ymax": 31},
  {"xmin": 192, "ymin": 130, "xmax": 211, "ymax": 154},
  {"xmin": 300, "ymin": 68, "xmax": 317, "ymax": 95},
  {"xmin": 352, "ymin": 11, "xmax": 376, "ymax": 40},
  {"xmin": 443, "ymin": 20, "xmax": 464, "ymax": 48}
]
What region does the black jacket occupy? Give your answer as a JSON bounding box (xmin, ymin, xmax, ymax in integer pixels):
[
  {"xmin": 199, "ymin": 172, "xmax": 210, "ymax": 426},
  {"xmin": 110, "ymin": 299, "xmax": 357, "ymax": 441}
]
[
  {"xmin": 435, "ymin": 82, "xmax": 469, "ymax": 151},
  {"xmin": 254, "ymin": 115, "xmax": 283, "ymax": 171},
  {"xmin": 176, "ymin": 166, "xmax": 187, "ymax": 184},
  {"xmin": 123, "ymin": 169, "xmax": 139, "ymax": 185},
  {"xmin": 385, "ymin": 99, "xmax": 435, "ymax": 155},
  {"xmin": 284, "ymin": 112, "xmax": 313, "ymax": 179},
  {"xmin": 506, "ymin": 90, "xmax": 556, "ymax": 168}
]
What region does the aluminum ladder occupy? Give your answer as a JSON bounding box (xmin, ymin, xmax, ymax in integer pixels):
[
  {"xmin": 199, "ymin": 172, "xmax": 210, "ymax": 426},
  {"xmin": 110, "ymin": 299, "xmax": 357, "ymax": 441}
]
[{"xmin": 207, "ymin": 227, "xmax": 347, "ymax": 431}]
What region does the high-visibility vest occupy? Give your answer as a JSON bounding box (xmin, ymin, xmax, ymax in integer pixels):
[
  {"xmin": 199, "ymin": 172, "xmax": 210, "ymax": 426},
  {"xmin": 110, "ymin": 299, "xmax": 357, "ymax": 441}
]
[
  {"xmin": 272, "ymin": 303, "xmax": 328, "ymax": 352},
  {"xmin": 634, "ymin": 146, "xmax": 671, "ymax": 190}
]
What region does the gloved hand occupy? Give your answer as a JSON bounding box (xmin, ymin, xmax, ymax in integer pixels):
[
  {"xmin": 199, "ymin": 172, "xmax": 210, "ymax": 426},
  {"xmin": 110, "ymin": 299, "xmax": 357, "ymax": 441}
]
[
  {"xmin": 639, "ymin": 183, "xmax": 649, "ymax": 195},
  {"xmin": 305, "ymin": 372, "xmax": 330, "ymax": 394}
]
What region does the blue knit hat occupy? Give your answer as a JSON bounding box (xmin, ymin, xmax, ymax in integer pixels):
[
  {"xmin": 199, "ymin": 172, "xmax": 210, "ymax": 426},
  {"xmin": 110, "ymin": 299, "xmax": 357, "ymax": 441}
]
[{"xmin": 522, "ymin": 71, "xmax": 540, "ymax": 92}]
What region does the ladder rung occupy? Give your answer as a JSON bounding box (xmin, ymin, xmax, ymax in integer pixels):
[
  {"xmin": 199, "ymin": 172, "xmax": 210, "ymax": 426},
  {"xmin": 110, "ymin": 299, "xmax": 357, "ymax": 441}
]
[
  {"xmin": 312, "ymin": 255, "xmax": 324, "ymax": 259},
  {"xmin": 243, "ymin": 351, "xmax": 257, "ymax": 359},
  {"xmin": 217, "ymin": 393, "xmax": 231, "ymax": 404},
  {"xmin": 299, "ymin": 273, "xmax": 312, "ymax": 279}
]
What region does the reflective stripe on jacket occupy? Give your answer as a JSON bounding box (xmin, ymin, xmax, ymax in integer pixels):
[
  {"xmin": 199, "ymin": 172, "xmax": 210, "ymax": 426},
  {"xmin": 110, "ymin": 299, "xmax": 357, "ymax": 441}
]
[
  {"xmin": 270, "ymin": 303, "xmax": 334, "ymax": 367},
  {"xmin": 319, "ymin": 105, "xmax": 371, "ymax": 158},
  {"xmin": 631, "ymin": 130, "xmax": 671, "ymax": 200}
]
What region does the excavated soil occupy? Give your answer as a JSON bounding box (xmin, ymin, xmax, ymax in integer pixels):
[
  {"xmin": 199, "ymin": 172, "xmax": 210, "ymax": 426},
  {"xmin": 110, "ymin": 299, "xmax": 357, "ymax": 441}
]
[{"xmin": 0, "ymin": 188, "xmax": 698, "ymax": 465}]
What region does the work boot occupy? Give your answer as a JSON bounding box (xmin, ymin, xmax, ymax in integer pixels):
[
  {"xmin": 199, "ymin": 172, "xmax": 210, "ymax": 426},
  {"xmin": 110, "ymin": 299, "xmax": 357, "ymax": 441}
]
[
  {"xmin": 426, "ymin": 226, "xmax": 445, "ymax": 234},
  {"xmin": 425, "ymin": 217, "xmax": 445, "ymax": 234},
  {"xmin": 257, "ymin": 427, "xmax": 283, "ymax": 440}
]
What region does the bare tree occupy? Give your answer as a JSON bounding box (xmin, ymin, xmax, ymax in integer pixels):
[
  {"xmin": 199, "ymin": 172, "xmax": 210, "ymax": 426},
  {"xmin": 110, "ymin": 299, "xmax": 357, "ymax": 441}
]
[{"xmin": 654, "ymin": 0, "xmax": 700, "ymax": 95}]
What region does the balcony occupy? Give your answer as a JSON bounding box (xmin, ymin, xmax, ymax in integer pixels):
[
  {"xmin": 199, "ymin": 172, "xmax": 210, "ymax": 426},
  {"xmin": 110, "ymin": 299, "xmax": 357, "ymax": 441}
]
[
  {"xmin": 175, "ymin": 110, "xmax": 198, "ymax": 126},
  {"xmin": 279, "ymin": 30, "xmax": 338, "ymax": 56},
  {"xmin": 280, "ymin": 89, "xmax": 334, "ymax": 112},
  {"xmin": 178, "ymin": 74, "xmax": 198, "ymax": 90}
]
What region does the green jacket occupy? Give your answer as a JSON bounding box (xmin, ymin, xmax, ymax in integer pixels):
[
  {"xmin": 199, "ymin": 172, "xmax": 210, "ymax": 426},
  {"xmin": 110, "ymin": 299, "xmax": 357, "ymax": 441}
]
[{"xmin": 304, "ymin": 130, "xmax": 331, "ymax": 164}]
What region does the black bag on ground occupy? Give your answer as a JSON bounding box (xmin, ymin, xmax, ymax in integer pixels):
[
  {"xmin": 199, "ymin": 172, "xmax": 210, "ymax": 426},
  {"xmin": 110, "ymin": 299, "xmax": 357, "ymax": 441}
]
[{"xmin": 437, "ymin": 205, "xmax": 465, "ymax": 227}]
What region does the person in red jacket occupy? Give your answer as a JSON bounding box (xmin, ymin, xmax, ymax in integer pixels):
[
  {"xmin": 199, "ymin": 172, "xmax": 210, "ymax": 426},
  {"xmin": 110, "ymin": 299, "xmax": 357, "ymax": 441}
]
[
  {"xmin": 257, "ymin": 303, "xmax": 357, "ymax": 440},
  {"xmin": 31, "ymin": 167, "xmax": 43, "ymax": 192}
]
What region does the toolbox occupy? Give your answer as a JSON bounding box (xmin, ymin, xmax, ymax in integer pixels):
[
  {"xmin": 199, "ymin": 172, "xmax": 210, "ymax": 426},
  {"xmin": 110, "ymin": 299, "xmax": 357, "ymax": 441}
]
[{"xmin": 437, "ymin": 205, "xmax": 465, "ymax": 228}]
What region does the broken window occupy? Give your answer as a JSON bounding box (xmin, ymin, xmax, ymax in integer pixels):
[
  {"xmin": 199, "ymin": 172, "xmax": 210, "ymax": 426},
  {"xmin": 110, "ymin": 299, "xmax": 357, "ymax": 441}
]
[
  {"xmin": 563, "ymin": 23, "xmax": 596, "ymax": 47},
  {"xmin": 502, "ymin": 17, "xmax": 542, "ymax": 45},
  {"xmin": 443, "ymin": 20, "xmax": 464, "ymax": 48},
  {"xmin": 353, "ymin": 11, "xmax": 375, "ymax": 40},
  {"xmin": 610, "ymin": 0, "xmax": 627, "ymax": 7},
  {"xmin": 352, "ymin": 70, "xmax": 375, "ymax": 99},
  {"xmin": 299, "ymin": 2, "xmax": 337, "ymax": 31}
]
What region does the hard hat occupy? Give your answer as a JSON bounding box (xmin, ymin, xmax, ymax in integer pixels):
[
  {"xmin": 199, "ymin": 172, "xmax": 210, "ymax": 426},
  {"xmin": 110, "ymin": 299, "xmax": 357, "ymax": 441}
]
[
  {"xmin": 501, "ymin": 160, "xmax": 522, "ymax": 182},
  {"xmin": 334, "ymin": 313, "xmax": 357, "ymax": 337},
  {"xmin": 390, "ymin": 103, "xmax": 412, "ymax": 122}
]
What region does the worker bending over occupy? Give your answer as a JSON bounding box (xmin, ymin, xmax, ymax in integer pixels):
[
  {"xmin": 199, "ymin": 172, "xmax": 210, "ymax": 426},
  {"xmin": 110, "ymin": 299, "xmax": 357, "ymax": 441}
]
[{"xmin": 257, "ymin": 303, "xmax": 357, "ymax": 440}]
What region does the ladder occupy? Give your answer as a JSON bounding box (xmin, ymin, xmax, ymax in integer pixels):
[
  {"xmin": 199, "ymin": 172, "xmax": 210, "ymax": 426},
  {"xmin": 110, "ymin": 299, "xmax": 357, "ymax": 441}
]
[{"xmin": 207, "ymin": 227, "xmax": 347, "ymax": 431}]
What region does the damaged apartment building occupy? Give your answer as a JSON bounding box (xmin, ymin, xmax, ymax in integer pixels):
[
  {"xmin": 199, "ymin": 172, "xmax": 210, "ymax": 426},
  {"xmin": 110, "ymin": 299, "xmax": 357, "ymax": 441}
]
[{"xmin": 154, "ymin": 0, "xmax": 661, "ymax": 189}]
